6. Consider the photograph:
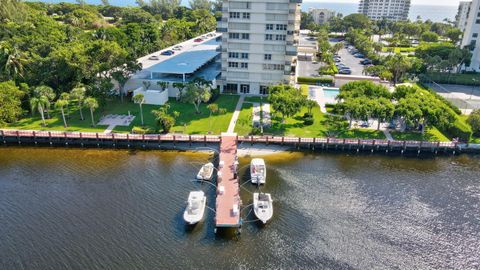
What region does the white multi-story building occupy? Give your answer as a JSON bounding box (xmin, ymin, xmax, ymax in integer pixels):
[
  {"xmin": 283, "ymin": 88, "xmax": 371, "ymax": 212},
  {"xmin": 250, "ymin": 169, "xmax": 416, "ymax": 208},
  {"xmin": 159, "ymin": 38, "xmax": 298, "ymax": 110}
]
[
  {"xmin": 358, "ymin": 0, "xmax": 411, "ymax": 21},
  {"xmin": 217, "ymin": 0, "xmax": 301, "ymax": 95},
  {"xmin": 309, "ymin": 8, "xmax": 335, "ymax": 25},
  {"xmin": 456, "ymin": 1, "xmax": 472, "ymax": 32},
  {"xmin": 460, "ymin": 0, "xmax": 480, "ymax": 72}
]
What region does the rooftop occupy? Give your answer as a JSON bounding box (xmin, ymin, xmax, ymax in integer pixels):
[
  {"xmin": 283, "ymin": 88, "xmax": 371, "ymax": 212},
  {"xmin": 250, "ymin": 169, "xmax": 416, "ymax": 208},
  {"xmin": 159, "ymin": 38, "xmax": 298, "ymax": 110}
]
[{"xmin": 145, "ymin": 38, "xmax": 220, "ymax": 75}]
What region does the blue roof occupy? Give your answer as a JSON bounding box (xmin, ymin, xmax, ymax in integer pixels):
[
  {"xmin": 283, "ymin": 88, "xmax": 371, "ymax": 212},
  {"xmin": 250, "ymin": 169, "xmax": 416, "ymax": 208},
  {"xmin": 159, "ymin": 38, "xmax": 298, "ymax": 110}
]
[{"xmin": 147, "ymin": 49, "xmax": 220, "ymax": 75}]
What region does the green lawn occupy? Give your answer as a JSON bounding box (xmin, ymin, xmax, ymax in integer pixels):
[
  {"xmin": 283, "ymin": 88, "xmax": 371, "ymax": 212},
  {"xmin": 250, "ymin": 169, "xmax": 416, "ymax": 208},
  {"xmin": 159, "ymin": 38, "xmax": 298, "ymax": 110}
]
[
  {"xmin": 423, "ymin": 72, "xmax": 480, "ymax": 86},
  {"xmin": 234, "ymin": 103, "xmax": 254, "ymax": 135},
  {"xmin": 381, "ymin": 47, "xmax": 416, "ymax": 54},
  {"xmin": 7, "ymin": 95, "xmax": 240, "ymax": 135},
  {"xmin": 390, "ymin": 127, "xmax": 451, "ymax": 142},
  {"xmin": 244, "ymin": 96, "xmax": 265, "ymax": 103},
  {"xmin": 263, "ymin": 104, "xmax": 386, "ymax": 139}
]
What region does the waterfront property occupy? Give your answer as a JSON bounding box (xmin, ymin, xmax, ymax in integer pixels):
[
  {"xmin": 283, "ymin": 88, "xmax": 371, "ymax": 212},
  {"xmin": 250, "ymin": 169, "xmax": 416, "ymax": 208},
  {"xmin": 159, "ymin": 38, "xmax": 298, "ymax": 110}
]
[
  {"xmin": 459, "ymin": 0, "xmax": 480, "ymax": 72},
  {"xmin": 358, "ymin": 0, "xmax": 411, "ymax": 21},
  {"xmin": 217, "ymin": 0, "xmax": 302, "ymax": 95}
]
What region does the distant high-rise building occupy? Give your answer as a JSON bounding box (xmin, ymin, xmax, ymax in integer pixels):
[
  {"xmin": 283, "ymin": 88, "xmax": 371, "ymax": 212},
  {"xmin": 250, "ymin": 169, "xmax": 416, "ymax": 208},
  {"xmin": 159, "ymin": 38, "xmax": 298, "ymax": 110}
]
[
  {"xmin": 217, "ymin": 0, "xmax": 302, "ymax": 95},
  {"xmin": 358, "ymin": 0, "xmax": 411, "ymax": 21},
  {"xmin": 309, "ymin": 8, "xmax": 336, "ymax": 25},
  {"xmin": 456, "ymin": 1, "xmax": 472, "ymax": 32},
  {"xmin": 460, "ymin": 0, "xmax": 480, "ymax": 72}
]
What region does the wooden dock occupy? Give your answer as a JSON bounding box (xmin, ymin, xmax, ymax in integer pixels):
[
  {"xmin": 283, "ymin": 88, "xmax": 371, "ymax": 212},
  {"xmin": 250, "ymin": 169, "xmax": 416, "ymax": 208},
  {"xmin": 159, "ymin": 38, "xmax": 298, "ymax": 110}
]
[{"xmin": 215, "ymin": 133, "xmax": 241, "ymax": 229}]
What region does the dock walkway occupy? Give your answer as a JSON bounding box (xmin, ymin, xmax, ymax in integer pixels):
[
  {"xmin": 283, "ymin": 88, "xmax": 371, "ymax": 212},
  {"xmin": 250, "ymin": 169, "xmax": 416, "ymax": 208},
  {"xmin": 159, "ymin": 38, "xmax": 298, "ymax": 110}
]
[{"xmin": 215, "ymin": 133, "xmax": 241, "ymax": 228}]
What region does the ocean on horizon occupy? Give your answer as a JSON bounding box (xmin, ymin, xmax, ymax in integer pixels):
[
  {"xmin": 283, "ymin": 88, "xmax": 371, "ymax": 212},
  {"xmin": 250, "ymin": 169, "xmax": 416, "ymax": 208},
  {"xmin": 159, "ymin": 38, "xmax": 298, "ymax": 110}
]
[{"xmin": 26, "ymin": 0, "xmax": 458, "ymax": 23}]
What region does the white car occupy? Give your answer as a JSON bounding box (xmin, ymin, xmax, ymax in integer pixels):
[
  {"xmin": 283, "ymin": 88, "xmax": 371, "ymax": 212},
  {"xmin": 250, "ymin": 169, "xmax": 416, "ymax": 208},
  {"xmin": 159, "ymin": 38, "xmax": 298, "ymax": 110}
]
[{"xmin": 148, "ymin": 55, "xmax": 159, "ymax": 60}]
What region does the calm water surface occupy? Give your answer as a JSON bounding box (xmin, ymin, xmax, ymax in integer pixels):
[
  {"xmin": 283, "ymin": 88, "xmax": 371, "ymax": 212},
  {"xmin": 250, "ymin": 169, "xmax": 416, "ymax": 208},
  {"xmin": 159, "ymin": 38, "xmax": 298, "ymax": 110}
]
[{"xmin": 0, "ymin": 147, "xmax": 479, "ymax": 269}]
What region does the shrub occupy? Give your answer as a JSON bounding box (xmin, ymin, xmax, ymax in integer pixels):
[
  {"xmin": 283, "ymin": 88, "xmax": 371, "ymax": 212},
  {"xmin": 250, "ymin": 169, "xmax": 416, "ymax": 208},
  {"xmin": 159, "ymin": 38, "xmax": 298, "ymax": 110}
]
[
  {"xmin": 467, "ymin": 109, "xmax": 480, "ymax": 136},
  {"xmin": 303, "ymin": 117, "xmax": 314, "ymax": 125},
  {"xmin": 297, "ymin": 76, "xmax": 333, "ymax": 85},
  {"xmin": 208, "ymin": 86, "xmax": 220, "ymax": 103},
  {"xmin": 132, "ymin": 126, "xmax": 154, "ymax": 134},
  {"xmin": 444, "ymin": 117, "xmax": 472, "ymax": 142},
  {"xmin": 303, "ymin": 112, "xmax": 313, "ymax": 118}
]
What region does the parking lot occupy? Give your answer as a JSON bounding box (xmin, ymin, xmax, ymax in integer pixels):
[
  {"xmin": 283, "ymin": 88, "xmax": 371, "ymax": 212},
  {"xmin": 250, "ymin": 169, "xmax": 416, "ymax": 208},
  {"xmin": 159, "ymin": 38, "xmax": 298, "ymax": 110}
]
[
  {"xmin": 335, "ymin": 43, "xmax": 365, "ymax": 76},
  {"xmin": 297, "ymin": 60, "xmax": 322, "ymax": 77}
]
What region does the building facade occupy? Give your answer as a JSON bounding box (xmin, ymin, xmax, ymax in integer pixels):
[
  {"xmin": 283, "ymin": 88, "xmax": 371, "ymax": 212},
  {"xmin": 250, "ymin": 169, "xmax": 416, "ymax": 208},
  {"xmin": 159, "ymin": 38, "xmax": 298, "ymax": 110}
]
[
  {"xmin": 460, "ymin": 0, "xmax": 480, "ymax": 72},
  {"xmin": 309, "ymin": 8, "xmax": 335, "ymax": 25},
  {"xmin": 456, "ymin": 1, "xmax": 472, "ymax": 33},
  {"xmin": 358, "ymin": 0, "xmax": 411, "ymax": 21},
  {"xmin": 217, "ymin": 0, "xmax": 302, "ymax": 95}
]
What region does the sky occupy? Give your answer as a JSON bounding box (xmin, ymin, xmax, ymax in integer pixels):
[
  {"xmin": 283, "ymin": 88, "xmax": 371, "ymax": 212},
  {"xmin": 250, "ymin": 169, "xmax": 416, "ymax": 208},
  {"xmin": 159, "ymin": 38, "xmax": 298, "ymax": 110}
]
[{"xmin": 306, "ymin": 0, "xmax": 460, "ymax": 6}]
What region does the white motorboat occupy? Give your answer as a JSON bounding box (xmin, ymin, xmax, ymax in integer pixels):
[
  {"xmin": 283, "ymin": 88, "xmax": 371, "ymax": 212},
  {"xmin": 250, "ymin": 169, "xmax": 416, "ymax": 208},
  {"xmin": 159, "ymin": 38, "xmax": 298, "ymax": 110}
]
[
  {"xmin": 196, "ymin": 162, "xmax": 214, "ymax": 181},
  {"xmin": 250, "ymin": 158, "xmax": 266, "ymax": 184},
  {"xmin": 183, "ymin": 191, "xmax": 206, "ymax": 225},
  {"xmin": 253, "ymin": 192, "xmax": 273, "ymax": 224}
]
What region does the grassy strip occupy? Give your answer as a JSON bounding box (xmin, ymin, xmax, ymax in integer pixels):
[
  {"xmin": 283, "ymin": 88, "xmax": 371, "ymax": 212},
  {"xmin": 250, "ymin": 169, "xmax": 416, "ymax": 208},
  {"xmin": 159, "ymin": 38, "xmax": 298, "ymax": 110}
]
[
  {"xmin": 7, "ymin": 95, "xmax": 240, "ymax": 135},
  {"xmin": 234, "ymin": 103, "xmax": 254, "ymax": 136},
  {"xmin": 391, "ymin": 127, "xmax": 450, "ymax": 142}
]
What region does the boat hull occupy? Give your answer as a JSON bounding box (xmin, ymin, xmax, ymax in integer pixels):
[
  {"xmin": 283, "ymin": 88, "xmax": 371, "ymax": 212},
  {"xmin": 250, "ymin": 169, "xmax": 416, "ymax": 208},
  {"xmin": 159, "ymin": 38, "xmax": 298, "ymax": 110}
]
[
  {"xmin": 253, "ymin": 193, "xmax": 273, "ymax": 224},
  {"xmin": 183, "ymin": 191, "xmax": 207, "ymax": 225}
]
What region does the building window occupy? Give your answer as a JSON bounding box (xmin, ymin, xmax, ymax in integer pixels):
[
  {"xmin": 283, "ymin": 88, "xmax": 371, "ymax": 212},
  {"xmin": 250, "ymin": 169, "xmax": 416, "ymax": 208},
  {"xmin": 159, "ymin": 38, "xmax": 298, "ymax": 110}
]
[
  {"xmin": 228, "ymin": 62, "xmax": 239, "ymax": 68},
  {"xmin": 265, "ymin": 34, "xmax": 273, "ymax": 40},
  {"xmin": 229, "ymin": 12, "xmax": 240, "ymax": 19},
  {"xmin": 474, "ymin": 33, "xmax": 479, "ymax": 38},
  {"xmin": 275, "ymin": 34, "xmax": 286, "ymax": 41},
  {"xmin": 476, "ymin": 19, "xmax": 480, "ymax": 24},
  {"xmin": 240, "ymin": 84, "xmax": 250, "ymax": 94},
  {"xmin": 224, "ymin": 84, "xmax": 238, "ymax": 94},
  {"xmin": 242, "ymin": 12, "xmax": 250, "ymax": 19},
  {"xmin": 264, "ymin": 54, "xmax": 272, "ymax": 60},
  {"xmin": 259, "ymin": 85, "xmax": 269, "ymax": 95},
  {"xmin": 229, "ymin": 33, "xmax": 240, "ymax": 39},
  {"xmin": 240, "ymin": 62, "xmax": 248, "ymax": 69},
  {"xmin": 241, "ymin": 53, "xmax": 249, "ymax": 59},
  {"xmin": 241, "ymin": 33, "xmax": 250, "ymax": 40},
  {"xmin": 266, "ymin": 24, "xmax": 274, "ymax": 30},
  {"xmin": 229, "ymin": 52, "xmax": 239, "ymax": 58},
  {"xmin": 276, "ymin": 24, "xmax": 287, "ymax": 30},
  {"xmin": 262, "ymin": 64, "xmax": 284, "ymax": 70}
]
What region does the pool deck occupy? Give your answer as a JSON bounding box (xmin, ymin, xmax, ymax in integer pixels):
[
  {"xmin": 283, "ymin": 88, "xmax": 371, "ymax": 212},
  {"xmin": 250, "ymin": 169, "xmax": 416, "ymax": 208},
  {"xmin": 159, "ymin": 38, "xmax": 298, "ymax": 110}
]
[{"xmin": 215, "ymin": 133, "xmax": 241, "ymax": 228}]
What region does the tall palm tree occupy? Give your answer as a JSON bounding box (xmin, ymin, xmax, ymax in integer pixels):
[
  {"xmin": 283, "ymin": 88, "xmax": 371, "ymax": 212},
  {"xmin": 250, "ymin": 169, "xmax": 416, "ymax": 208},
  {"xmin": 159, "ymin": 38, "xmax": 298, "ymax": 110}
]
[
  {"xmin": 133, "ymin": 93, "xmax": 145, "ymax": 125},
  {"xmin": 84, "ymin": 97, "xmax": 99, "ymax": 127},
  {"xmin": 70, "ymin": 86, "xmax": 86, "ymax": 120},
  {"xmin": 55, "ymin": 99, "xmax": 69, "ymax": 128},
  {"xmin": 60, "ymin": 92, "xmax": 71, "ymax": 118},
  {"xmin": 29, "ymin": 96, "xmax": 49, "ymax": 127},
  {"xmin": 33, "ymin": 86, "xmax": 55, "ymax": 119}
]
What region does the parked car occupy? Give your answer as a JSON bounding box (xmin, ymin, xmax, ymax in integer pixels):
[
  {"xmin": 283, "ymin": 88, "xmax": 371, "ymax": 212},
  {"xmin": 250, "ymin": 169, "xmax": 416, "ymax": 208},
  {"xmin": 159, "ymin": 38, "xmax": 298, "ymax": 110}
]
[
  {"xmin": 172, "ymin": 45, "xmax": 182, "ymax": 51},
  {"xmin": 334, "ymin": 58, "xmax": 342, "ymax": 63},
  {"xmin": 194, "ymin": 38, "xmax": 203, "ymax": 42},
  {"xmin": 148, "ymin": 55, "xmax": 160, "ymax": 60},
  {"xmin": 360, "ymin": 59, "xmax": 372, "ymax": 65},
  {"xmin": 312, "ymin": 61, "xmax": 319, "ymax": 64},
  {"xmin": 161, "ymin": 50, "xmax": 175, "ymax": 56},
  {"xmin": 360, "ymin": 121, "xmax": 369, "ymax": 128},
  {"xmin": 336, "ymin": 63, "xmax": 347, "ymax": 68},
  {"xmin": 338, "ymin": 68, "xmax": 352, "ymax": 74}
]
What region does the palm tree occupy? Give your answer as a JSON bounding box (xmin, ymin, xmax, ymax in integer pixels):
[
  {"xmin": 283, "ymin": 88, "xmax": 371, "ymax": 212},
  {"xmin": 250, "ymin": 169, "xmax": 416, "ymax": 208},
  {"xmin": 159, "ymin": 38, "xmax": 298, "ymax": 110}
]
[
  {"xmin": 55, "ymin": 99, "xmax": 69, "ymax": 128},
  {"xmin": 133, "ymin": 93, "xmax": 145, "ymax": 125},
  {"xmin": 30, "ymin": 96, "xmax": 49, "ymax": 126},
  {"xmin": 60, "ymin": 92, "xmax": 71, "ymax": 118},
  {"xmin": 70, "ymin": 86, "xmax": 86, "ymax": 120},
  {"xmin": 84, "ymin": 97, "xmax": 99, "ymax": 127},
  {"xmin": 0, "ymin": 42, "xmax": 26, "ymax": 80},
  {"xmin": 206, "ymin": 103, "xmax": 218, "ymax": 132},
  {"xmin": 33, "ymin": 86, "xmax": 55, "ymax": 119}
]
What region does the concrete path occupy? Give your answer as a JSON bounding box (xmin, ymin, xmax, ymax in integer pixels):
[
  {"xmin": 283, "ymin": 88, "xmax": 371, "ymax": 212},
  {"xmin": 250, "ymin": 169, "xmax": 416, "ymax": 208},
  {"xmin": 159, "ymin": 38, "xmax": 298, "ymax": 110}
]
[
  {"xmin": 252, "ymin": 102, "xmax": 261, "ymax": 127},
  {"xmin": 104, "ymin": 124, "xmax": 116, "ymax": 134},
  {"xmin": 308, "ymin": 85, "xmax": 327, "ymax": 113},
  {"xmin": 383, "ymin": 129, "xmax": 394, "ymax": 140},
  {"xmin": 262, "ymin": 103, "xmax": 271, "ymax": 127},
  {"xmin": 227, "ymin": 95, "xmax": 245, "ymax": 133}
]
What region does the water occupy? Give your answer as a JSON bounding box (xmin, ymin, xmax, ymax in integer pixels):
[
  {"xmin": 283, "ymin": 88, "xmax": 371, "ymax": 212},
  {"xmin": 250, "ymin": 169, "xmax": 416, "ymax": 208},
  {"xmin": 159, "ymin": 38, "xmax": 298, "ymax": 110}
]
[
  {"xmin": 1, "ymin": 147, "xmax": 479, "ymax": 269},
  {"xmin": 323, "ymin": 88, "xmax": 340, "ymax": 99},
  {"xmin": 27, "ymin": 0, "xmax": 457, "ymax": 22}
]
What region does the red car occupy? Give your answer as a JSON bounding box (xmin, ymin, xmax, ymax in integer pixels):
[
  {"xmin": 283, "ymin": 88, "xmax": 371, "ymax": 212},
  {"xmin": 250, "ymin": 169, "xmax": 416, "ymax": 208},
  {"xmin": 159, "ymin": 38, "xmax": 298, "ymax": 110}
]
[{"xmin": 194, "ymin": 38, "xmax": 203, "ymax": 42}]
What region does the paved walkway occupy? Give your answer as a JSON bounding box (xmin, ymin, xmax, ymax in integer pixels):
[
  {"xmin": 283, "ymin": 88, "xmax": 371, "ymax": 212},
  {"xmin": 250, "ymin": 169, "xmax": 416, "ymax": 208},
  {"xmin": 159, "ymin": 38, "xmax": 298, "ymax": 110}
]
[
  {"xmin": 227, "ymin": 95, "xmax": 244, "ymax": 133},
  {"xmin": 383, "ymin": 129, "xmax": 394, "ymax": 140},
  {"xmin": 308, "ymin": 85, "xmax": 327, "ymax": 113}
]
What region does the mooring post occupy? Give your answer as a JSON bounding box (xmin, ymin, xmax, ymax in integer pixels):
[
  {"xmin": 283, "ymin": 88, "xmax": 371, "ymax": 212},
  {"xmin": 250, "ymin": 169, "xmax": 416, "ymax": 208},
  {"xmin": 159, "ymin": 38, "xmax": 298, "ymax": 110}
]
[
  {"xmin": 189, "ymin": 135, "xmax": 192, "ymax": 147},
  {"xmin": 204, "ymin": 135, "xmax": 207, "ymax": 146},
  {"xmin": 281, "ymin": 136, "xmax": 284, "ymax": 145},
  {"xmin": 266, "ymin": 136, "xmax": 269, "ymax": 145},
  {"xmin": 312, "ymin": 137, "xmax": 316, "ymax": 150},
  {"xmin": 251, "ymin": 135, "xmax": 253, "ymax": 145},
  {"xmin": 403, "ymin": 140, "xmax": 406, "ymax": 151},
  {"xmin": 173, "ymin": 135, "xmax": 176, "ymax": 147},
  {"xmin": 0, "ymin": 129, "xmax": 4, "ymax": 142}
]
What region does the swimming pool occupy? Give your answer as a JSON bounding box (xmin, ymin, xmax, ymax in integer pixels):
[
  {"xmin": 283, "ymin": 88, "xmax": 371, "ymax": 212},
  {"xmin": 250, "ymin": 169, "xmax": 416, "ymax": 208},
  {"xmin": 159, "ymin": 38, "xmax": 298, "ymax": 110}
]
[{"xmin": 323, "ymin": 88, "xmax": 340, "ymax": 99}]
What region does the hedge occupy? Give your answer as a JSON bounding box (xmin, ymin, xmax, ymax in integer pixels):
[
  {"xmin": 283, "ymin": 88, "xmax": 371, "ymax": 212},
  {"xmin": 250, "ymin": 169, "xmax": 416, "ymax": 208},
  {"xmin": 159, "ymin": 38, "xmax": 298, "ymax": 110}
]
[
  {"xmin": 443, "ymin": 117, "xmax": 472, "ymax": 142},
  {"xmin": 417, "ymin": 82, "xmax": 462, "ymax": 115},
  {"xmin": 297, "ymin": 76, "xmax": 334, "ymax": 85},
  {"xmin": 420, "ymin": 73, "xmax": 480, "ymax": 86}
]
